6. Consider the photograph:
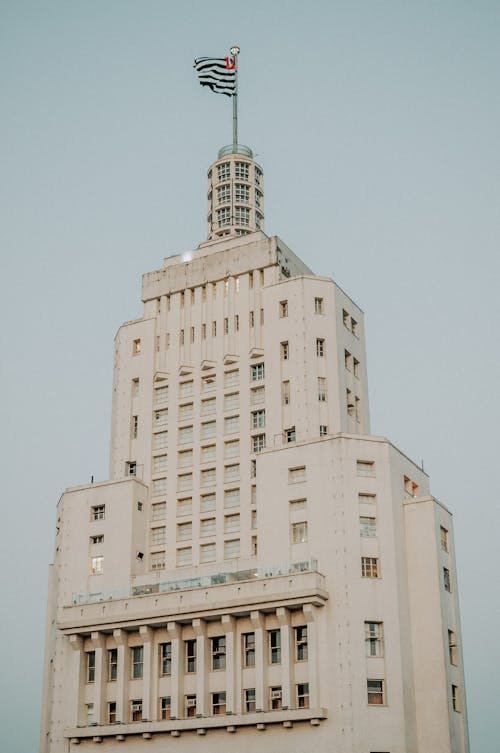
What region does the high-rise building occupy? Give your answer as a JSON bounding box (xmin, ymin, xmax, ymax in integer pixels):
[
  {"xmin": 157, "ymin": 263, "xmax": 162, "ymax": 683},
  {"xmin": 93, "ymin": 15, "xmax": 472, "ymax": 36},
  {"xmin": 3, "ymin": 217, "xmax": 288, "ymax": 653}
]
[{"xmin": 40, "ymin": 141, "xmax": 469, "ymax": 753}]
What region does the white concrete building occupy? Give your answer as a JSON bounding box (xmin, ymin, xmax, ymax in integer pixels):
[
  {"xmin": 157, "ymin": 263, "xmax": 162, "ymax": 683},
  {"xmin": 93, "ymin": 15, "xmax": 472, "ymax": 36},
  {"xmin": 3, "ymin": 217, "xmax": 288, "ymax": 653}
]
[{"xmin": 40, "ymin": 143, "xmax": 469, "ymax": 753}]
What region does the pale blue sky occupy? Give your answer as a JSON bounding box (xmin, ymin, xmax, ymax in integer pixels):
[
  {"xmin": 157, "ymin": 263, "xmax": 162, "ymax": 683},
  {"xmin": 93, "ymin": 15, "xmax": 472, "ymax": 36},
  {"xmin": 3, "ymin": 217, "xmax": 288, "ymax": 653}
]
[{"xmin": 1, "ymin": 2, "xmax": 499, "ymax": 751}]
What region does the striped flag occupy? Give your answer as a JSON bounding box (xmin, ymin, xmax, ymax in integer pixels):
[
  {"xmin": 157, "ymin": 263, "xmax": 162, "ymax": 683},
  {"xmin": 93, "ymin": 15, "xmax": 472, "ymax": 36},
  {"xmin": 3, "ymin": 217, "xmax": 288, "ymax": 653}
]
[{"xmin": 193, "ymin": 56, "xmax": 237, "ymax": 97}]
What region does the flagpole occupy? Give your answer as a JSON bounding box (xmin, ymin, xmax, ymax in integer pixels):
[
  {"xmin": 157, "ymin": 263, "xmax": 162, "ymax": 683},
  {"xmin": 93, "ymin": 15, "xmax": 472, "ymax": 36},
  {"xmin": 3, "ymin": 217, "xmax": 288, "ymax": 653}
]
[{"xmin": 230, "ymin": 46, "xmax": 240, "ymax": 150}]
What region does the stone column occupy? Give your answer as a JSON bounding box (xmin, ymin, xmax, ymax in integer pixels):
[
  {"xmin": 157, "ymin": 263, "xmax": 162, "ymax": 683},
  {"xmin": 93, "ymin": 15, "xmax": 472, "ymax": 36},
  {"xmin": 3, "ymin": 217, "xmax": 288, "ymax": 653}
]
[
  {"xmin": 222, "ymin": 615, "xmax": 236, "ymax": 714},
  {"xmin": 276, "ymin": 607, "xmax": 293, "ymax": 709},
  {"xmin": 167, "ymin": 622, "xmax": 183, "ymax": 720},
  {"xmin": 192, "ymin": 618, "xmax": 207, "ymax": 717},
  {"xmin": 89, "ymin": 632, "xmax": 106, "ymax": 725},
  {"xmin": 250, "ymin": 610, "xmax": 267, "ymax": 712},
  {"xmin": 139, "ymin": 626, "xmax": 154, "ymax": 721},
  {"xmin": 68, "ymin": 635, "xmax": 85, "ymax": 727},
  {"xmin": 303, "ymin": 604, "xmax": 318, "ymax": 709},
  {"xmin": 113, "ymin": 629, "xmax": 129, "ymax": 723}
]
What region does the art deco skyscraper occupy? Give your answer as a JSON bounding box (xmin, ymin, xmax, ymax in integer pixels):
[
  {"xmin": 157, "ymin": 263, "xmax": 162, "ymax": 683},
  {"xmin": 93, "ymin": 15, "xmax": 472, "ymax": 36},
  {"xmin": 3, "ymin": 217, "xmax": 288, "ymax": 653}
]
[{"xmin": 40, "ymin": 140, "xmax": 469, "ymax": 753}]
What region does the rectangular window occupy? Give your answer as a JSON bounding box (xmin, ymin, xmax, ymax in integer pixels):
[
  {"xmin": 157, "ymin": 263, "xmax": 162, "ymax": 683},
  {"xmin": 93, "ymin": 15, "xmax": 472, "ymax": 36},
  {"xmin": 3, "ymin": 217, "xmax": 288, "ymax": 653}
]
[
  {"xmin": 217, "ymin": 207, "xmax": 231, "ymax": 227},
  {"xmin": 160, "ymin": 643, "xmax": 172, "ymax": 675},
  {"xmin": 360, "ymin": 516, "xmax": 376, "ymax": 537},
  {"xmin": 178, "ymin": 449, "xmax": 193, "ymax": 468},
  {"xmin": 132, "ymin": 338, "xmax": 141, "ymax": 355},
  {"xmin": 224, "ymin": 317, "xmax": 229, "ymax": 334},
  {"xmin": 243, "ymin": 633, "xmax": 255, "ymax": 667},
  {"xmin": 318, "ymin": 377, "xmax": 327, "ymax": 401},
  {"xmin": 154, "ymin": 385, "xmax": 168, "ymax": 403},
  {"xmin": 90, "ymin": 534, "xmax": 104, "ymax": 545},
  {"xmin": 244, "ymin": 687, "xmax": 256, "ymax": 712},
  {"xmin": 225, "ymin": 439, "xmax": 239, "ymax": 458},
  {"xmin": 152, "ymin": 477, "xmax": 167, "ymax": 496},
  {"xmin": 224, "ymin": 415, "xmax": 240, "ymax": 434},
  {"xmin": 85, "ymin": 703, "xmax": 94, "ymax": 724},
  {"xmin": 190, "ymin": 326, "xmax": 195, "ymax": 343},
  {"xmin": 224, "ymin": 488, "xmax": 240, "ymax": 508},
  {"xmin": 131, "ymin": 646, "xmax": 143, "ymax": 679},
  {"xmin": 202, "ymin": 374, "xmax": 216, "ymax": 392},
  {"xmin": 91, "ymin": 505, "xmax": 105, "ymax": 521},
  {"xmin": 200, "ymin": 493, "xmax": 216, "ymax": 512},
  {"xmin": 224, "ymin": 369, "xmax": 239, "ymax": 387},
  {"xmin": 251, "ymin": 485, "xmax": 256, "ymax": 507},
  {"xmin": 153, "ymin": 454, "xmax": 168, "ymax": 473},
  {"xmin": 201, "ymin": 444, "xmax": 216, "ymax": 463},
  {"xmin": 108, "ymin": 701, "xmax": 116, "ymax": 723},
  {"xmin": 359, "ymin": 492, "xmax": 376, "ymax": 504},
  {"xmin": 269, "ymin": 629, "xmax": 281, "ymax": 664},
  {"xmin": 441, "ymin": 526, "xmax": 449, "ymax": 552},
  {"xmin": 251, "ymin": 509, "xmax": 257, "ymax": 529},
  {"xmin": 151, "ymin": 501, "xmax": 166, "ymax": 521},
  {"xmin": 200, "ymin": 517, "xmax": 216, "ymax": 537},
  {"xmin": 444, "ymin": 567, "xmax": 451, "ymax": 592},
  {"xmin": 179, "ymin": 381, "xmax": 193, "ymax": 399},
  {"xmin": 361, "ymin": 557, "xmax": 379, "ymax": 578},
  {"xmin": 90, "ymin": 555, "xmax": 103, "ymax": 575},
  {"xmin": 281, "ymin": 341, "xmax": 289, "ymax": 360},
  {"xmin": 153, "ymin": 431, "xmax": 168, "ymax": 449},
  {"xmin": 282, "ymin": 380, "xmax": 290, "ymax": 405},
  {"xmin": 218, "ymin": 162, "xmax": 230, "ymax": 181},
  {"xmin": 357, "ymin": 460, "xmax": 375, "ymax": 477},
  {"xmin": 279, "ymin": 300, "xmax": 288, "ymax": 317},
  {"xmin": 176, "ymin": 547, "xmax": 192, "ymax": 567},
  {"xmin": 150, "ymin": 551, "xmax": 165, "ymax": 571},
  {"xmin": 252, "ymin": 434, "xmax": 266, "ymax": 453},
  {"xmin": 224, "ymin": 464, "xmax": 240, "ymax": 483},
  {"xmin": 201, "ymin": 467, "xmax": 216, "ymax": 487},
  {"xmin": 342, "ymin": 309, "xmax": 350, "ymax": 327},
  {"xmin": 250, "ymin": 310, "xmax": 254, "ymax": 327},
  {"xmin": 224, "ymin": 539, "xmax": 240, "ymax": 559},
  {"xmin": 201, "ymin": 421, "xmax": 216, "ymax": 439},
  {"xmin": 314, "ymin": 297, "xmax": 324, "ymax": 314},
  {"xmin": 131, "ymin": 699, "xmax": 143, "ymax": 722},
  {"xmin": 202, "ymin": 323, "xmax": 206, "ymax": 340},
  {"xmin": 178, "ymin": 403, "xmax": 193, "ymax": 420},
  {"xmin": 160, "ymin": 696, "xmax": 171, "ymax": 720},
  {"xmin": 185, "ymin": 694, "xmax": 197, "ymax": 717},
  {"xmin": 218, "ymin": 184, "xmax": 230, "ymax": 204},
  {"xmin": 290, "ymin": 498, "xmax": 307, "ymax": 512},
  {"xmin": 367, "ymin": 680, "xmax": 384, "ymax": 705},
  {"xmin": 127, "ymin": 460, "xmax": 137, "ymax": 477},
  {"xmin": 251, "ymin": 409, "xmax": 266, "ymax": 428},
  {"xmin": 235, "ymin": 183, "xmax": 249, "ymax": 202},
  {"xmin": 177, "ymin": 521, "xmax": 192, "ymax": 541},
  {"xmin": 224, "ymin": 513, "xmax": 240, "ymax": 533},
  {"xmin": 316, "ymin": 338, "xmax": 325, "ymax": 356},
  {"xmin": 297, "ymin": 682, "xmax": 310, "ymax": 708},
  {"xmin": 108, "ymin": 648, "xmax": 118, "ymax": 681},
  {"xmin": 285, "ymin": 426, "xmax": 296, "ymax": 443},
  {"xmin": 250, "ymin": 363, "xmax": 265, "ymax": 381},
  {"xmin": 235, "ymin": 161, "xmax": 249, "ymax": 179},
  {"xmin": 224, "ymin": 392, "xmax": 239, "ymax": 411},
  {"xmin": 295, "ymin": 626, "xmax": 308, "ymax": 661},
  {"xmin": 449, "ymin": 630, "xmax": 457, "ymax": 665},
  {"xmin": 251, "ymin": 386, "xmax": 265, "ymax": 405},
  {"xmin": 212, "ymin": 691, "xmax": 227, "ymax": 715},
  {"xmin": 319, "ymin": 424, "xmax": 328, "ymax": 436},
  {"xmin": 131, "ymin": 415, "xmax": 138, "ymax": 439},
  {"xmin": 86, "ymin": 651, "xmax": 95, "ymax": 683},
  {"xmin": 178, "ymin": 425, "xmax": 193, "ymax": 445},
  {"xmin": 365, "ymin": 622, "xmax": 384, "ymax": 657},
  {"xmin": 151, "ymin": 526, "xmax": 166, "ymax": 545},
  {"xmin": 291, "ymin": 521, "xmax": 308, "ymax": 543},
  {"xmin": 201, "ymin": 397, "xmax": 216, "ymax": 415},
  {"xmin": 179, "ymin": 329, "xmax": 184, "ymax": 346},
  {"xmin": 211, "ymin": 636, "xmax": 226, "ymax": 670},
  {"xmin": 200, "ymin": 542, "xmax": 216, "ymax": 562},
  {"xmin": 288, "ymin": 466, "xmax": 306, "ymax": 483},
  {"xmin": 270, "ymin": 686, "xmax": 282, "ymax": 709},
  {"xmin": 185, "ymin": 640, "xmax": 196, "ymax": 673},
  {"xmin": 235, "ymin": 314, "xmax": 239, "ymax": 331},
  {"xmin": 353, "ymin": 357, "xmax": 360, "ymax": 378},
  {"xmin": 452, "ymin": 685, "xmax": 460, "ymax": 712}
]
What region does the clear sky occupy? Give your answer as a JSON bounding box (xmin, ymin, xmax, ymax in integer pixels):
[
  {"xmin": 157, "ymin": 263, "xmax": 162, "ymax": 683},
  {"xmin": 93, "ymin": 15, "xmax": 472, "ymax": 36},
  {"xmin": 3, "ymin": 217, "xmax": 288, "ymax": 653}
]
[{"xmin": 1, "ymin": 2, "xmax": 499, "ymax": 751}]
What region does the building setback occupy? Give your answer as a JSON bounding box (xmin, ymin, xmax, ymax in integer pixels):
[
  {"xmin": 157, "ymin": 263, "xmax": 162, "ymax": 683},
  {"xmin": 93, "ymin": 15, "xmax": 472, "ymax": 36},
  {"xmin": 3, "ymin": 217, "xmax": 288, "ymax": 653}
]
[{"xmin": 40, "ymin": 142, "xmax": 469, "ymax": 753}]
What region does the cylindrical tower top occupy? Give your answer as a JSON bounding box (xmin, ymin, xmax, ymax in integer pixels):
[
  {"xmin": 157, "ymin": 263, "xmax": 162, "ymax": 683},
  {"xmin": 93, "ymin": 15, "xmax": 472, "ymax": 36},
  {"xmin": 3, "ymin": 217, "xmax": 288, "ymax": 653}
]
[{"xmin": 206, "ymin": 145, "xmax": 264, "ymax": 240}]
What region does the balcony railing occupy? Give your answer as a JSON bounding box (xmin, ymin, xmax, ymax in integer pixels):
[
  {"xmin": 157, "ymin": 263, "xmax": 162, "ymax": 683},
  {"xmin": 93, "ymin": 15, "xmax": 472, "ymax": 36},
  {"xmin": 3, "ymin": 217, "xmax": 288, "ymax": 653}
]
[{"xmin": 71, "ymin": 558, "xmax": 319, "ymax": 606}]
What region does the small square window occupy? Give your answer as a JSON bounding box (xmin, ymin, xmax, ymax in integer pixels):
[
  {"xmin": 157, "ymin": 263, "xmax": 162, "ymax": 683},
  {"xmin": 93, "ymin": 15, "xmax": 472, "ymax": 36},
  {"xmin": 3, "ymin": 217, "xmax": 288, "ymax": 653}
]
[
  {"xmin": 288, "ymin": 466, "xmax": 306, "ymax": 483},
  {"xmin": 252, "ymin": 434, "xmax": 266, "ymax": 453},
  {"xmin": 357, "ymin": 460, "xmax": 375, "ymax": 477},
  {"xmin": 361, "ymin": 557, "xmax": 379, "ymax": 578},
  {"xmin": 91, "ymin": 505, "xmax": 105, "ymax": 521}
]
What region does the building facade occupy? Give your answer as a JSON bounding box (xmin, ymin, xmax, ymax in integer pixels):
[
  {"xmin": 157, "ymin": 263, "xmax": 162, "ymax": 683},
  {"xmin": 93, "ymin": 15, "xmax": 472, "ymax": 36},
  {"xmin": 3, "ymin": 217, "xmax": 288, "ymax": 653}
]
[{"xmin": 40, "ymin": 144, "xmax": 469, "ymax": 753}]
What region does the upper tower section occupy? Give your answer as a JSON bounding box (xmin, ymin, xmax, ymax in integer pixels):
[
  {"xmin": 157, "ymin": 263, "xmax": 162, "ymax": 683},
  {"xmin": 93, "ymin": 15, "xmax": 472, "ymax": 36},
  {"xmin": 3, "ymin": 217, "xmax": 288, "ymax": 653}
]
[{"xmin": 207, "ymin": 144, "xmax": 264, "ymax": 240}]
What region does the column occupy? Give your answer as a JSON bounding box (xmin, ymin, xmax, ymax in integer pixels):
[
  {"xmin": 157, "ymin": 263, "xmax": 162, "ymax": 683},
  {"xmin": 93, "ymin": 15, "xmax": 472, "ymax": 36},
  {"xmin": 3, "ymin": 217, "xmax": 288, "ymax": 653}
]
[
  {"xmin": 303, "ymin": 604, "xmax": 319, "ymax": 709},
  {"xmin": 139, "ymin": 626, "xmax": 153, "ymax": 721},
  {"xmin": 276, "ymin": 607, "xmax": 293, "ymax": 709},
  {"xmin": 68, "ymin": 635, "xmax": 85, "ymax": 727},
  {"xmin": 222, "ymin": 615, "xmax": 236, "ymax": 714},
  {"xmin": 89, "ymin": 632, "xmax": 106, "ymax": 725},
  {"xmin": 167, "ymin": 622, "xmax": 183, "ymax": 720},
  {"xmin": 250, "ymin": 610, "xmax": 267, "ymax": 712},
  {"xmin": 113, "ymin": 629, "xmax": 129, "ymax": 723},
  {"xmin": 192, "ymin": 618, "xmax": 207, "ymax": 717}
]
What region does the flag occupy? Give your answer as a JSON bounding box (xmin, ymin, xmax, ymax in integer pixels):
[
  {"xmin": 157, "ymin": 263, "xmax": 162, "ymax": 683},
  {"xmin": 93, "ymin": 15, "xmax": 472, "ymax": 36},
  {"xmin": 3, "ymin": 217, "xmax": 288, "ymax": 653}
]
[{"xmin": 193, "ymin": 56, "xmax": 237, "ymax": 97}]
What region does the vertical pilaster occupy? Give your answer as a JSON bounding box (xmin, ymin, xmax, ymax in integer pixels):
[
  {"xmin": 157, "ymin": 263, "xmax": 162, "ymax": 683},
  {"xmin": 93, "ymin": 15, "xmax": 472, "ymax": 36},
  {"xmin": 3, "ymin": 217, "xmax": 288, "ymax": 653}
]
[
  {"xmin": 167, "ymin": 622, "xmax": 183, "ymax": 720},
  {"xmin": 277, "ymin": 607, "xmax": 293, "ymax": 709},
  {"xmin": 68, "ymin": 635, "xmax": 84, "ymax": 727},
  {"xmin": 303, "ymin": 604, "xmax": 319, "ymax": 709},
  {"xmin": 250, "ymin": 610, "xmax": 267, "ymax": 711},
  {"xmin": 89, "ymin": 632, "xmax": 106, "ymax": 725},
  {"xmin": 113, "ymin": 629, "xmax": 129, "ymax": 723},
  {"xmin": 222, "ymin": 615, "xmax": 236, "ymax": 714},
  {"xmin": 139, "ymin": 626, "xmax": 153, "ymax": 720},
  {"xmin": 192, "ymin": 618, "xmax": 207, "ymax": 716}
]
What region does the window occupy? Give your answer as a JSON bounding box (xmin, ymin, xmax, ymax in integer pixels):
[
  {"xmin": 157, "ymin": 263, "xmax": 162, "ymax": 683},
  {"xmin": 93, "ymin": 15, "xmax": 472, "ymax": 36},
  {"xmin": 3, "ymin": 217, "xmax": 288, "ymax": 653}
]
[
  {"xmin": 252, "ymin": 434, "xmax": 266, "ymax": 453},
  {"xmin": 86, "ymin": 651, "xmax": 95, "ymax": 683},
  {"xmin": 353, "ymin": 357, "xmax": 360, "ymax": 378},
  {"xmin": 404, "ymin": 475, "xmax": 419, "ymax": 497},
  {"xmin": 291, "ymin": 521, "xmax": 308, "ymax": 543},
  {"xmin": 279, "ymin": 300, "xmax": 288, "ymax": 317},
  {"xmin": 154, "ymin": 385, "xmax": 168, "ymax": 403},
  {"xmin": 202, "ymin": 323, "xmax": 206, "ymax": 340},
  {"xmin": 218, "ymin": 207, "xmax": 231, "ymax": 227},
  {"xmin": 224, "ymin": 317, "xmax": 229, "ymax": 334},
  {"xmin": 251, "ymin": 535, "xmax": 258, "ymax": 555},
  {"xmin": 152, "ymin": 477, "xmax": 167, "ymax": 496},
  {"xmin": 131, "ymin": 699, "xmax": 142, "ymax": 722},
  {"xmin": 241, "ymin": 633, "xmax": 256, "ymax": 668},
  {"xmin": 269, "ymin": 629, "xmax": 281, "ymax": 664},
  {"xmin": 235, "ymin": 206, "xmax": 250, "ymax": 225},
  {"xmin": 202, "ymin": 374, "xmax": 216, "ymax": 392},
  {"xmin": 151, "ymin": 501, "xmax": 166, "ymax": 520},
  {"xmin": 178, "ymin": 425, "xmax": 193, "ymax": 445},
  {"xmin": 177, "ymin": 522, "xmax": 192, "ymax": 541},
  {"xmin": 280, "ymin": 341, "xmax": 289, "ymax": 361},
  {"xmin": 131, "ymin": 415, "xmax": 138, "ymax": 439},
  {"xmin": 251, "ymin": 363, "xmax": 265, "ymax": 381},
  {"xmin": 160, "ymin": 643, "xmax": 172, "ymax": 675},
  {"xmin": 251, "ymin": 509, "xmax": 257, "ymax": 529},
  {"xmin": 244, "ymin": 688, "xmax": 256, "ymax": 712},
  {"xmin": 360, "ymin": 516, "xmax": 376, "ymax": 537},
  {"xmin": 251, "ymin": 386, "xmax": 265, "ymax": 405},
  {"xmin": 212, "ymin": 691, "xmax": 226, "ymax": 715},
  {"xmin": 319, "ymin": 424, "xmax": 328, "ymax": 436},
  {"xmin": 297, "ymin": 683, "xmax": 310, "ymax": 708},
  {"xmin": 185, "ymin": 694, "xmax": 197, "ymax": 717},
  {"xmin": 151, "ymin": 526, "xmax": 166, "ymax": 545},
  {"xmin": 255, "ymin": 166, "xmax": 262, "ymax": 185},
  {"xmin": 127, "ymin": 460, "xmax": 137, "ymax": 477},
  {"xmin": 108, "ymin": 649, "xmax": 118, "ymax": 681},
  {"xmin": 314, "ymin": 297, "xmax": 324, "ymax": 314},
  {"xmin": 235, "ymin": 183, "xmax": 249, "ymax": 202},
  {"xmin": 178, "ymin": 449, "xmax": 193, "ymax": 468},
  {"xmin": 91, "ymin": 505, "xmax": 105, "ymax": 521},
  {"xmin": 367, "ymin": 680, "xmax": 384, "ymax": 705},
  {"xmin": 452, "ymin": 685, "xmax": 460, "ymax": 712},
  {"xmin": 132, "ymin": 338, "xmax": 141, "ymax": 355},
  {"xmin": 318, "ymin": 377, "xmax": 327, "ymax": 401},
  {"xmin": 200, "ymin": 542, "xmax": 216, "ymax": 562},
  {"xmin": 290, "ymin": 498, "xmax": 307, "ymax": 512},
  {"xmin": 357, "ymin": 460, "xmax": 375, "ymax": 477},
  {"xmin": 342, "ymin": 309, "xmax": 349, "ymax": 327},
  {"xmin": 160, "ymin": 696, "xmax": 171, "ymax": 720},
  {"xmin": 108, "ymin": 701, "xmax": 116, "ymax": 723},
  {"xmin": 217, "ymin": 162, "xmax": 230, "ymax": 181},
  {"xmin": 359, "ymin": 492, "xmax": 376, "ymax": 504},
  {"xmin": 250, "ymin": 459, "xmax": 256, "ymax": 478},
  {"xmin": 444, "ymin": 567, "xmax": 451, "ymax": 592},
  {"xmin": 150, "ymin": 551, "xmax": 165, "ymax": 570},
  {"xmin": 90, "ymin": 534, "xmax": 104, "ymax": 545},
  {"xmin": 270, "ymin": 686, "xmax": 282, "ymax": 709},
  {"xmin": 289, "ymin": 466, "xmax": 306, "ymax": 483},
  {"xmin": 361, "ymin": 557, "xmax": 379, "ymax": 578},
  {"xmin": 153, "ymin": 431, "xmax": 168, "ymax": 449},
  {"xmin": 200, "ymin": 518, "xmax": 216, "ymax": 537},
  {"xmin": 201, "ymin": 397, "xmax": 216, "ymax": 415},
  {"xmin": 179, "ymin": 403, "xmax": 193, "ymax": 420},
  {"xmin": 351, "ymin": 318, "xmax": 358, "ymax": 337},
  {"xmin": 224, "ymin": 463, "xmax": 240, "ymax": 482},
  {"xmin": 224, "ymin": 369, "xmax": 239, "ymax": 387},
  {"xmin": 179, "ymin": 380, "xmax": 194, "ymax": 399},
  {"xmin": 224, "ymin": 513, "xmax": 240, "ymax": 533},
  {"xmin": 211, "ymin": 636, "xmax": 226, "ymax": 670},
  {"xmin": 235, "ymin": 161, "xmax": 249, "ymax": 179},
  {"xmin": 153, "ymin": 454, "xmax": 167, "ymax": 473},
  {"xmin": 448, "ymin": 630, "xmax": 457, "ymax": 665},
  {"xmin": 224, "ymin": 415, "xmax": 239, "ymax": 434},
  {"xmin": 365, "ymin": 622, "xmax": 384, "ymax": 657},
  {"xmin": 249, "ymin": 310, "xmax": 254, "ymax": 327},
  {"xmin": 285, "ymin": 426, "xmax": 296, "ymax": 443},
  {"xmin": 176, "ymin": 547, "xmax": 192, "ymax": 566},
  {"xmin": 225, "ymin": 439, "xmax": 239, "ymax": 458},
  {"xmin": 282, "ymin": 380, "xmax": 290, "ymax": 405},
  {"xmin": 223, "ymin": 391, "xmax": 239, "ymax": 413},
  {"xmin": 85, "ymin": 703, "xmax": 94, "ymax": 725},
  {"xmin": 251, "ymin": 409, "xmax": 265, "ymax": 428},
  {"xmin": 201, "ymin": 444, "xmax": 216, "ymax": 463},
  {"xmin": 224, "ymin": 488, "xmax": 240, "ymax": 508},
  {"xmin": 316, "ymin": 338, "xmax": 325, "ymax": 356},
  {"xmin": 224, "ymin": 539, "xmax": 240, "ymax": 559},
  {"xmin": 186, "ymin": 640, "xmax": 197, "ymax": 673},
  {"xmin": 200, "ymin": 468, "xmax": 216, "ymax": 488},
  {"xmin": 201, "ymin": 420, "xmax": 216, "ymax": 439},
  {"xmin": 179, "ymin": 329, "xmax": 184, "ymax": 346},
  {"xmin": 131, "ymin": 646, "xmax": 143, "ymax": 679},
  {"xmin": 201, "ymin": 493, "xmax": 216, "ymax": 512},
  {"xmin": 441, "ymin": 526, "xmax": 449, "ymax": 552},
  {"xmin": 295, "ymin": 626, "xmax": 308, "ymax": 661},
  {"xmin": 90, "ymin": 556, "xmax": 103, "ymax": 575},
  {"xmin": 217, "ymin": 184, "xmax": 230, "ymax": 204}
]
